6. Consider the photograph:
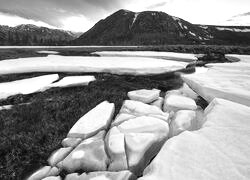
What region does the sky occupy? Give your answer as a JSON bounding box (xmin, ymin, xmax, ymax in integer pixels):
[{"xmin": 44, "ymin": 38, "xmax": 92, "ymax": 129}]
[{"xmin": 0, "ymin": 0, "xmax": 249, "ymax": 32}]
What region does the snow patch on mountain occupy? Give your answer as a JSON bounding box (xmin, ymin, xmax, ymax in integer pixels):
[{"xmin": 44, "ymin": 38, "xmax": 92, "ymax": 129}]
[
  {"xmin": 199, "ymin": 25, "xmax": 209, "ymax": 29},
  {"xmin": 172, "ymin": 16, "xmax": 180, "ymax": 21},
  {"xmin": 216, "ymin": 27, "xmax": 250, "ymax": 32},
  {"xmin": 131, "ymin": 13, "xmax": 140, "ymax": 28},
  {"xmin": 173, "ymin": 16, "xmax": 189, "ymax": 31},
  {"xmin": 178, "ymin": 22, "xmax": 184, "ymax": 29},
  {"xmin": 189, "ymin": 31, "xmax": 196, "ymax": 36},
  {"xmin": 172, "ymin": 16, "xmax": 186, "ymax": 30}
]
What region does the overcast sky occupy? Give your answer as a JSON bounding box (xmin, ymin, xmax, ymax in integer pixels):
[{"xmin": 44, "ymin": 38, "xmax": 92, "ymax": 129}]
[{"xmin": 0, "ymin": 0, "xmax": 249, "ymax": 32}]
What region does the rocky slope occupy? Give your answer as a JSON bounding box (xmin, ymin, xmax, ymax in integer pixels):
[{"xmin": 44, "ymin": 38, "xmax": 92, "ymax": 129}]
[
  {"xmin": 0, "ymin": 24, "xmax": 78, "ymax": 45},
  {"xmin": 74, "ymin": 9, "xmax": 250, "ymax": 45}
]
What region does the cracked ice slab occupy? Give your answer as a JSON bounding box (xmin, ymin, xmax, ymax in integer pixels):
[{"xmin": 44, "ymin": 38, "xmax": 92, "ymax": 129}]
[
  {"xmin": 118, "ymin": 116, "xmax": 169, "ymax": 176},
  {"xmin": 65, "ymin": 171, "xmax": 136, "ymax": 180},
  {"xmin": 93, "ymin": 51, "xmax": 198, "ymax": 62},
  {"xmin": 67, "ymin": 101, "xmax": 115, "ymax": 139},
  {"xmin": 0, "ymin": 74, "xmax": 59, "ymax": 100},
  {"xmin": 58, "ymin": 131, "xmax": 108, "ymax": 173},
  {"xmin": 112, "ymin": 100, "xmax": 169, "ymax": 126},
  {"xmin": 127, "ymin": 89, "xmax": 160, "ymax": 104},
  {"xmin": 106, "ymin": 127, "xmax": 128, "ymax": 171},
  {"xmin": 0, "ymin": 55, "xmax": 187, "ymax": 76},
  {"xmin": 139, "ymin": 98, "xmax": 250, "ymax": 180}
]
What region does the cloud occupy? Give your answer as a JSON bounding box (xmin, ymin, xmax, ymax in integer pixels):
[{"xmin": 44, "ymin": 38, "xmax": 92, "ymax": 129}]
[
  {"xmin": 222, "ymin": 11, "xmax": 250, "ymax": 26},
  {"xmin": 233, "ymin": 12, "xmax": 250, "ymax": 18},
  {"xmin": 0, "ymin": 12, "xmax": 56, "ymax": 28},
  {"xmin": 146, "ymin": 2, "xmax": 168, "ymax": 10},
  {"xmin": 0, "ymin": 0, "xmax": 126, "ymax": 29}
]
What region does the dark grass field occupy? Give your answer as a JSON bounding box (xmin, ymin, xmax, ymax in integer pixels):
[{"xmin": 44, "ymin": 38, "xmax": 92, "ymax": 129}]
[{"xmin": 0, "ymin": 45, "xmax": 237, "ymax": 179}]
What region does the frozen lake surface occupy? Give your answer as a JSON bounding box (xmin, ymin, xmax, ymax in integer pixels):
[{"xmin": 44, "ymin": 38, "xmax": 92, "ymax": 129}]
[
  {"xmin": 0, "ymin": 55, "xmax": 188, "ymax": 76},
  {"xmin": 0, "ymin": 74, "xmax": 59, "ymax": 100},
  {"xmin": 0, "ymin": 75, "xmax": 96, "ymax": 100},
  {"xmin": 93, "ymin": 51, "xmax": 199, "ymax": 62},
  {"xmin": 183, "ymin": 54, "xmax": 250, "ymax": 106}
]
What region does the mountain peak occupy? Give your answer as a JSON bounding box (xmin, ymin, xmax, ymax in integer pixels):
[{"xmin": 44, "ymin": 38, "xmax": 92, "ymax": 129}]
[
  {"xmin": 74, "ymin": 10, "xmax": 210, "ymax": 45},
  {"xmin": 117, "ymin": 9, "xmax": 134, "ymax": 13}
]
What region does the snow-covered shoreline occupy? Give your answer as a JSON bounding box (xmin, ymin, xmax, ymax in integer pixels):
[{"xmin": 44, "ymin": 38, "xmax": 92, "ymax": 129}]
[{"xmin": 182, "ymin": 54, "xmax": 250, "ymax": 106}]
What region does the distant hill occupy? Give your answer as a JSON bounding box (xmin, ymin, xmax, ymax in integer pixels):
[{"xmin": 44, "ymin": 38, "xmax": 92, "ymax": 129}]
[
  {"xmin": 0, "ymin": 24, "xmax": 81, "ymax": 46},
  {"xmin": 74, "ymin": 9, "xmax": 250, "ymax": 45}
]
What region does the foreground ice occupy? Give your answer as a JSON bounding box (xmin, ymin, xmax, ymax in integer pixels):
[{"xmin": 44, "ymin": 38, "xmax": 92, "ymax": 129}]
[
  {"xmin": 139, "ymin": 98, "xmax": 250, "ymax": 180},
  {"xmin": 0, "ymin": 55, "xmax": 187, "ymax": 75},
  {"xmin": 59, "ymin": 131, "xmax": 108, "ymax": 173},
  {"xmin": 65, "ymin": 171, "xmax": 136, "ymax": 180},
  {"xmin": 93, "ymin": 51, "xmax": 198, "ymax": 62},
  {"xmin": 67, "ymin": 101, "xmax": 115, "ymax": 139},
  {"xmin": 27, "ymin": 166, "xmax": 60, "ymax": 180},
  {"xmin": 127, "ymin": 89, "xmax": 160, "ymax": 104},
  {"xmin": 182, "ymin": 54, "xmax": 250, "ymax": 106},
  {"xmin": 169, "ymin": 110, "xmax": 196, "ymax": 137},
  {"xmin": 0, "ymin": 74, "xmax": 59, "ymax": 100},
  {"xmin": 163, "ymin": 94, "xmax": 197, "ymax": 112}
]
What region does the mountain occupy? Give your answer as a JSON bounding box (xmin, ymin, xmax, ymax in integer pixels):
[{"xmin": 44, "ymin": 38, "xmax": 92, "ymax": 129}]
[
  {"xmin": 0, "ymin": 24, "xmax": 80, "ymax": 45},
  {"xmin": 74, "ymin": 9, "xmax": 250, "ymax": 45},
  {"xmin": 197, "ymin": 25, "xmax": 250, "ymax": 45}
]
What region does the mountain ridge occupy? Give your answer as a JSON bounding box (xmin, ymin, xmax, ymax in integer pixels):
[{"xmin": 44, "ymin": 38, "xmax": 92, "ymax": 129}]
[
  {"xmin": 0, "ymin": 24, "xmax": 82, "ymax": 45},
  {"xmin": 74, "ymin": 9, "xmax": 250, "ymax": 45}
]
